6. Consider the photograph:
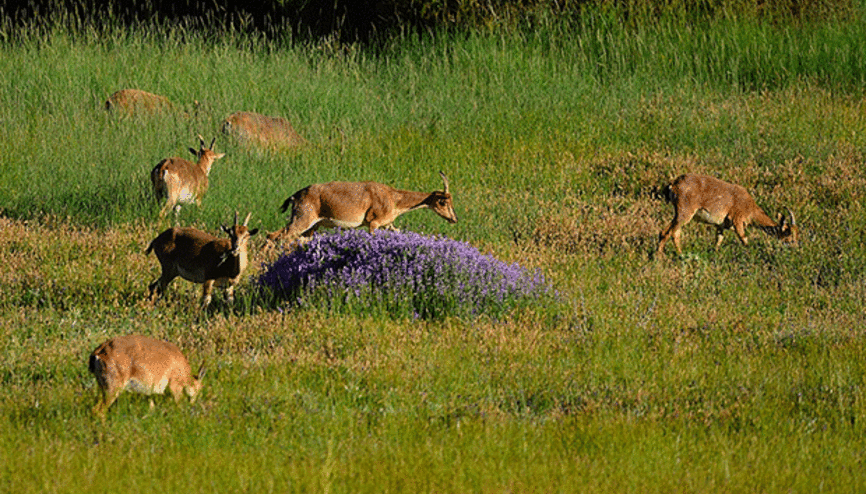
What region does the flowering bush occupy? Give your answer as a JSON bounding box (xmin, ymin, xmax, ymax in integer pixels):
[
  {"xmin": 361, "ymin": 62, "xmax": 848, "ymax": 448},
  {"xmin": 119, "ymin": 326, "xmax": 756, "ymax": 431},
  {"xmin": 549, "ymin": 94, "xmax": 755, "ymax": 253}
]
[{"xmin": 257, "ymin": 229, "xmax": 555, "ymax": 320}]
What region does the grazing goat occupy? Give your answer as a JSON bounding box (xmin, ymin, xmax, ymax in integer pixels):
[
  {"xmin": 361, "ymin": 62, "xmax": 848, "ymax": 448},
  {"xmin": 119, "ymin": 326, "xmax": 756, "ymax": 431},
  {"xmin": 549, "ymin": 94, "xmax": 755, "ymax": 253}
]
[
  {"xmin": 266, "ymin": 172, "xmax": 457, "ymax": 245},
  {"xmin": 220, "ymin": 111, "xmax": 306, "ymax": 150},
  {"xmin": 147, "ymin": 212, "xmax": 259, "ymax": 309},
  {"xmin": 105, "ymin": 89, "xmax": 173, "ymax": 115},
  {"xmin": 150, "ymin": 136, "xmax": 225, "ymax": 218},
  {"xmin": 89, "ymin": 334, "xmax": 204, "ymax": 418},
  {"xmin": 657, "ymin": 173, "xmax": 798, "ymax": 257}
]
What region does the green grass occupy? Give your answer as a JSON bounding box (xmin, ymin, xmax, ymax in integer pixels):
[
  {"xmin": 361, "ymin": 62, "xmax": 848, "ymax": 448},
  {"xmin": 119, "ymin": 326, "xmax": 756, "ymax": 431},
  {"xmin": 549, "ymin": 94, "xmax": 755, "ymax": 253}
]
[{"xmin": 2, "ymin": 7, "xmax": 866, "ymax": 492}]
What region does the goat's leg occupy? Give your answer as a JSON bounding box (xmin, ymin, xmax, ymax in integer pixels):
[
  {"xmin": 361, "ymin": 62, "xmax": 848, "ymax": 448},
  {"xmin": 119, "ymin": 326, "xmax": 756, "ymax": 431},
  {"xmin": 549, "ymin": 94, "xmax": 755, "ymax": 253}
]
[
  {"xmin": 200, "ymin": 280, "xmax": 215, "ymax": 309},
  {"xmin": 148, "ymin": 272, "xmax": 176, "ymax": 304},
  {"xmin": 733, "ymin": 221, "xmax": 749, "ymax": 246}
]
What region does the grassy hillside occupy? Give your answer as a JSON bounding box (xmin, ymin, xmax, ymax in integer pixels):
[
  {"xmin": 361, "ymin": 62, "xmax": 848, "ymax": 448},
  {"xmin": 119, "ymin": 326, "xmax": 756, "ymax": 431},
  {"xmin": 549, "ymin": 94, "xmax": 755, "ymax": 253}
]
[{"xmin": 1, "ymin": 9, "xmax": 866, "ymax": 492}]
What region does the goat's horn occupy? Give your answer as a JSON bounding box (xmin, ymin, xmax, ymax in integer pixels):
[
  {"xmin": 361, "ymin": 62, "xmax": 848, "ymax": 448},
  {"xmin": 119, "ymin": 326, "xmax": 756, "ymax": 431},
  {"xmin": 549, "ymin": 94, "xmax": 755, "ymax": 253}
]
[
  {"xmin": 243, "ymin": 212, "xmax": 252, "ymax": 226},
  {"xmin": 786, "ymin": 208, "xmax": 796, "ymax": 226},
  {"xmin": 234, "ymin": 210, "xmax": 239, "ymax": 226},
  {"xmin": 439, "ymin": 171, "xmax": 450, "ymax": 194},
  {"xmin": 197, "ymin": 134, "xmax": 205, "ymax": 146},
  {"xmin": 210, "ymin": 137, "xmax": 216, "ymax": 149}
]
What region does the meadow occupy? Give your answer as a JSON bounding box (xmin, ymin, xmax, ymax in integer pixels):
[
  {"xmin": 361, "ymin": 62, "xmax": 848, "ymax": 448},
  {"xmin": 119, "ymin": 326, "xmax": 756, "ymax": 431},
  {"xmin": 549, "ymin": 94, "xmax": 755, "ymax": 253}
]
[{"xmin": 1, "ymin": 6, "xmax": 866, "ymax": 492}]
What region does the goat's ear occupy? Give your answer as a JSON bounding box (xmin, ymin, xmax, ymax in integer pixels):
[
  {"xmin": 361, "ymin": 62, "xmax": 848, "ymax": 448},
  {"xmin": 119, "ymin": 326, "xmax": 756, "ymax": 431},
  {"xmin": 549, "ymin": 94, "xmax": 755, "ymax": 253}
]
[
  {"xmin": 189, "ymin": 147, "xmax": 198, "ymax": 157},
  {"xmin": 249, "ymin": 228, "xmax": 260, "ymax": 236}
]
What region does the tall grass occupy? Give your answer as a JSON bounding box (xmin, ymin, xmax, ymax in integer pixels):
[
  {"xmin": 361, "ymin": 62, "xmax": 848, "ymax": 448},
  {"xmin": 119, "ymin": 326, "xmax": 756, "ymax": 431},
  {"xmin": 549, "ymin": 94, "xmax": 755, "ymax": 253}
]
[
  {"xmin": 1, "ymin": 12, "xmax": 866, "ymax": 230},
  {"xmin": 1, "ymin": 5, "xmax": 866, "ymax": 492}
]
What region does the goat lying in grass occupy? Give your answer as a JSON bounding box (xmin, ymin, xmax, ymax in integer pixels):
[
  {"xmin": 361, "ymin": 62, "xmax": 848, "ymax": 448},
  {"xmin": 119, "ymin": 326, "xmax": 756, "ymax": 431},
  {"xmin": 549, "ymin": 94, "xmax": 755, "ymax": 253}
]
[{"xmin": 220, "ymin": 111, "xmax": 306, "ymax": 150}]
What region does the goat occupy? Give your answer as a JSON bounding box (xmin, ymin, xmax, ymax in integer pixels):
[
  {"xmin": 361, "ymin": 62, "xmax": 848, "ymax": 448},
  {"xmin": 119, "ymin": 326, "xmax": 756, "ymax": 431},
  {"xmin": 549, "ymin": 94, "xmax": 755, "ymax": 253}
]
[
  {"xmin": 88, "ymin": 334, "xmax": 204, "ymax": 418},
  {"xmin": 146, "ymin": 212, "xmax": 259, "ymax": 309},
  {"xmin": 150, "ymin": 136, "xmax": 225, "ymax": 218},
  {"xmin": 266, "ymin": 172, "xmax": 457, "ymax": 245},
  {"xmin": 220, "ymin": 111, "xmax": 306, "ymax": 150},
  {"xmin": 657, "ymin": 173, "xmax": 798, "ymax": 257},
  {"xmin": 105, "ymin": 89, "xmax": 173, "ymax": 115}
]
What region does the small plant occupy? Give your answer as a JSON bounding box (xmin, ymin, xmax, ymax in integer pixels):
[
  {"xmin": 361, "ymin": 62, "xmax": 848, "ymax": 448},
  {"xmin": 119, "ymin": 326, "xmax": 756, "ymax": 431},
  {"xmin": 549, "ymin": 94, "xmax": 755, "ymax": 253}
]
[{"xmin": 258, "ymin": 229, "xmax": 556, "ymax": 320}]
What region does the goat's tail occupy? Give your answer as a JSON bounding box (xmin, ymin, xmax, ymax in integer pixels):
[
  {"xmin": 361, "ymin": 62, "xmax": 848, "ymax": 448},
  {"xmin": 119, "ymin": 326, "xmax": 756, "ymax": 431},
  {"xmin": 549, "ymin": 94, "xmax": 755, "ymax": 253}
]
[{"xmin": 279, "ymin": 186, "xmax": 311, "ymax": 214}]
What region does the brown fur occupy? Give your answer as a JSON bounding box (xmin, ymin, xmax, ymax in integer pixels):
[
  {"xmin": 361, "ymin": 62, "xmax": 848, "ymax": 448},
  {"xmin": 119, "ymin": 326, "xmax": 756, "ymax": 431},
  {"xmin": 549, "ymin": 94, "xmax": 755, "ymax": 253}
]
[
  {"xmin": 221, "ymin": 111, "xmax": 306, "ymax": 149},
  {"xmin": 88, "ymin": 334, "xmax": 204, "ymax": 418},
  {"xmin": 657, "ymin": 173, "xmax": 798, "ymax": 256},
  {"xmin": 267, "ymin": 172, "xmax": 457, "ymax": 245},
  {"xmin": 150, "ymin": 136, "xmax": 225, "ymax": 218},
  {"xmin": 105, "ymin": 89, "xmax": 173, "ymax": 115},
  {"xmin": 147, "ymin": 212, "xmax": 258, "ymax": 309}
]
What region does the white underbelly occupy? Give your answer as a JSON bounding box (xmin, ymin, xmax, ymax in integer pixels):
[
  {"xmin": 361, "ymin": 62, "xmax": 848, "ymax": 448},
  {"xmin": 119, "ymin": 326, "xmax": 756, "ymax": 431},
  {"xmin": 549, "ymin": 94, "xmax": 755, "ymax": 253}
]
[
  {"xmin": 323, "ymin": 217, "xmax": 364, "ymax": 228},
  {"xmin": 694, "ymin": 208, "xmax": 725, "ymax": 225},
  {"xmin": 126, "ymin": 376, "xmax": 168, "ymax": 395},
  {"xmin": 176, "ymin": 188, "xmax": 196, "ymax": 204}
]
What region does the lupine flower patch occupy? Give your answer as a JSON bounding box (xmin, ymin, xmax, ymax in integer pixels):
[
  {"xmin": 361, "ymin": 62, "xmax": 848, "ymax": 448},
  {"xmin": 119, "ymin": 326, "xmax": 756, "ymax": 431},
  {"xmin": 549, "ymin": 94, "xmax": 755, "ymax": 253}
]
[{"xmin": 258, "ymin": 229, "xmax": 555, "ymax": 320}]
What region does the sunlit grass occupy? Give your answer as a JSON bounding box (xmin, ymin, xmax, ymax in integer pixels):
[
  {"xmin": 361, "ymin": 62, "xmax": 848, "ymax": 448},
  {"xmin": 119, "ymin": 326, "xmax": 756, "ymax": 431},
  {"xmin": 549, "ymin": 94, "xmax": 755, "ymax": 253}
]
[{"xmin": 1, "ymin": 6, "xmax": 866, "ymax": 492}]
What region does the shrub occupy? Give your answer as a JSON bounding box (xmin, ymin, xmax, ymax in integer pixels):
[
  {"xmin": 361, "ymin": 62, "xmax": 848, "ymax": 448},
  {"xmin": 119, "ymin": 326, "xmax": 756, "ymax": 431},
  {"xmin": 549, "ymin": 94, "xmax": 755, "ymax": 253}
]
[{"xmin": 258, "ymin": 229, "xmax": 555, "ymax": 320}]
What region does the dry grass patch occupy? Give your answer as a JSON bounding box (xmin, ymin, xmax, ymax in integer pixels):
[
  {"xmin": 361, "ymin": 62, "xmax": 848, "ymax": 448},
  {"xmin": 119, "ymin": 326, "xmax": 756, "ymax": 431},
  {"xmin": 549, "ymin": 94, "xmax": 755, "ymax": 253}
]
[
  {"xmin": 528, "ymin": 196, "xmax": 661, "ymax": 258},
  {"xmin": 0, "ymin": 217, "xmax": 158, "ymax": 309}
]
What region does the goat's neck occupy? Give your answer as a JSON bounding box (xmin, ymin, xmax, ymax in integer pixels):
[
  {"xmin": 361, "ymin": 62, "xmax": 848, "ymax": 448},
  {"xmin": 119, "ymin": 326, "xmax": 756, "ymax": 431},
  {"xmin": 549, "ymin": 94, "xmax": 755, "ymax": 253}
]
[
  {"xmin": 752, "ymin": 209, "xmax": 786, "ymax": 238},
  {"xmin": 235, "ymin": 246, "xmax": 248, "ymax": 273},
  {"xmin": 215, "ymin": 242, "xmax": 244, "ymax": 273},
  {"xmin": 393, "ymin": 189, "xmax": 434, "ymax": 212},
  {"xmin": 198, "ymin": 156, "xmax": 216, "ymax": 176}
]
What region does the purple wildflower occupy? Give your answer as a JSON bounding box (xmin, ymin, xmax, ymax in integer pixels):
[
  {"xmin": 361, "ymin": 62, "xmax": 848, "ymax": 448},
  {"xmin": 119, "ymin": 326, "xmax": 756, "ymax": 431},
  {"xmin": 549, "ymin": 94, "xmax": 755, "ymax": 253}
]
[{"xmin": 258, "ymin": 229, "xmax": 555, "ymax": 320}]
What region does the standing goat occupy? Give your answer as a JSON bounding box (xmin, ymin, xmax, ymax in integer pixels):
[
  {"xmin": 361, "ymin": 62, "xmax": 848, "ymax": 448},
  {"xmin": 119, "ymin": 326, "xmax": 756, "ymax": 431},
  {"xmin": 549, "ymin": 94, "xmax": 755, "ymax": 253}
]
[
  {"xmin": 147, "ymin": 212, "xmax": 258, "ymax": 309},
  {"xmin": 657, "ymin": 173, "xmax": 798, "ymax": 257},
  {"xmin": 266, "ymin": 172, "xmax": 457, "ymax": 245},
  {"xmin": 150, "ymin": 136, "xmax": 225, "ymax": 218},
  {"xmin": 89, "ymin": 334, "xmax": 204, "ymax": 418}
]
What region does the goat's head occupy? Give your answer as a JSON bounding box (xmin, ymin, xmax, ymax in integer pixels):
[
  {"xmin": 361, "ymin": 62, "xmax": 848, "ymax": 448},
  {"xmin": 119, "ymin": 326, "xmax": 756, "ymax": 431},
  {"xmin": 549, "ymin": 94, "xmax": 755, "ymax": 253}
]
[
  {"xmin": 776, "ymin": 209, "xmax": 799, "ymax": 244},
  {"xmin": 428, "ymin": 171, "xmax": 458, "ymax": 224},
  {"xmin": 189, "ymin": 135, "xmax": 226, "ymax": 163},
  {"xmin": 221, "ymin": 211, "xmax": 259, "ymax": 256},
  {"xmin": 187, "ymin": 362, "xmax": 207, "ymax": 402}
]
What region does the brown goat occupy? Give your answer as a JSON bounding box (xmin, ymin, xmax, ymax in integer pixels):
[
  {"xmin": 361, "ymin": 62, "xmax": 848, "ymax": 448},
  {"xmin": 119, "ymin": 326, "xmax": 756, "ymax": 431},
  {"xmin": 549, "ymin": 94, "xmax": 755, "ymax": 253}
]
[
  {"xmin": 146, "ymin": 212, "xmax": 259, "ymax": 309},
  {"xmin": 150, "ymin": 136, "xmax": 225, "ymax": 218},
  {"xmin": 89, "ymin": 334, "xmax": 204, "ymax": 418},
  {"xmin": 657, "ymin": 173, "xmax": 798, "ymax": 257},
  {"xmin": 105, "ymin": 89, "xmax": 173, "ymax": 115},
  {"xmin": 220, "ymin": 111, "xmax": 306, "ymax": 150},
  {"xmin": 266, "ymin": 172, "xmax": 457, "ymax": 245}
]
